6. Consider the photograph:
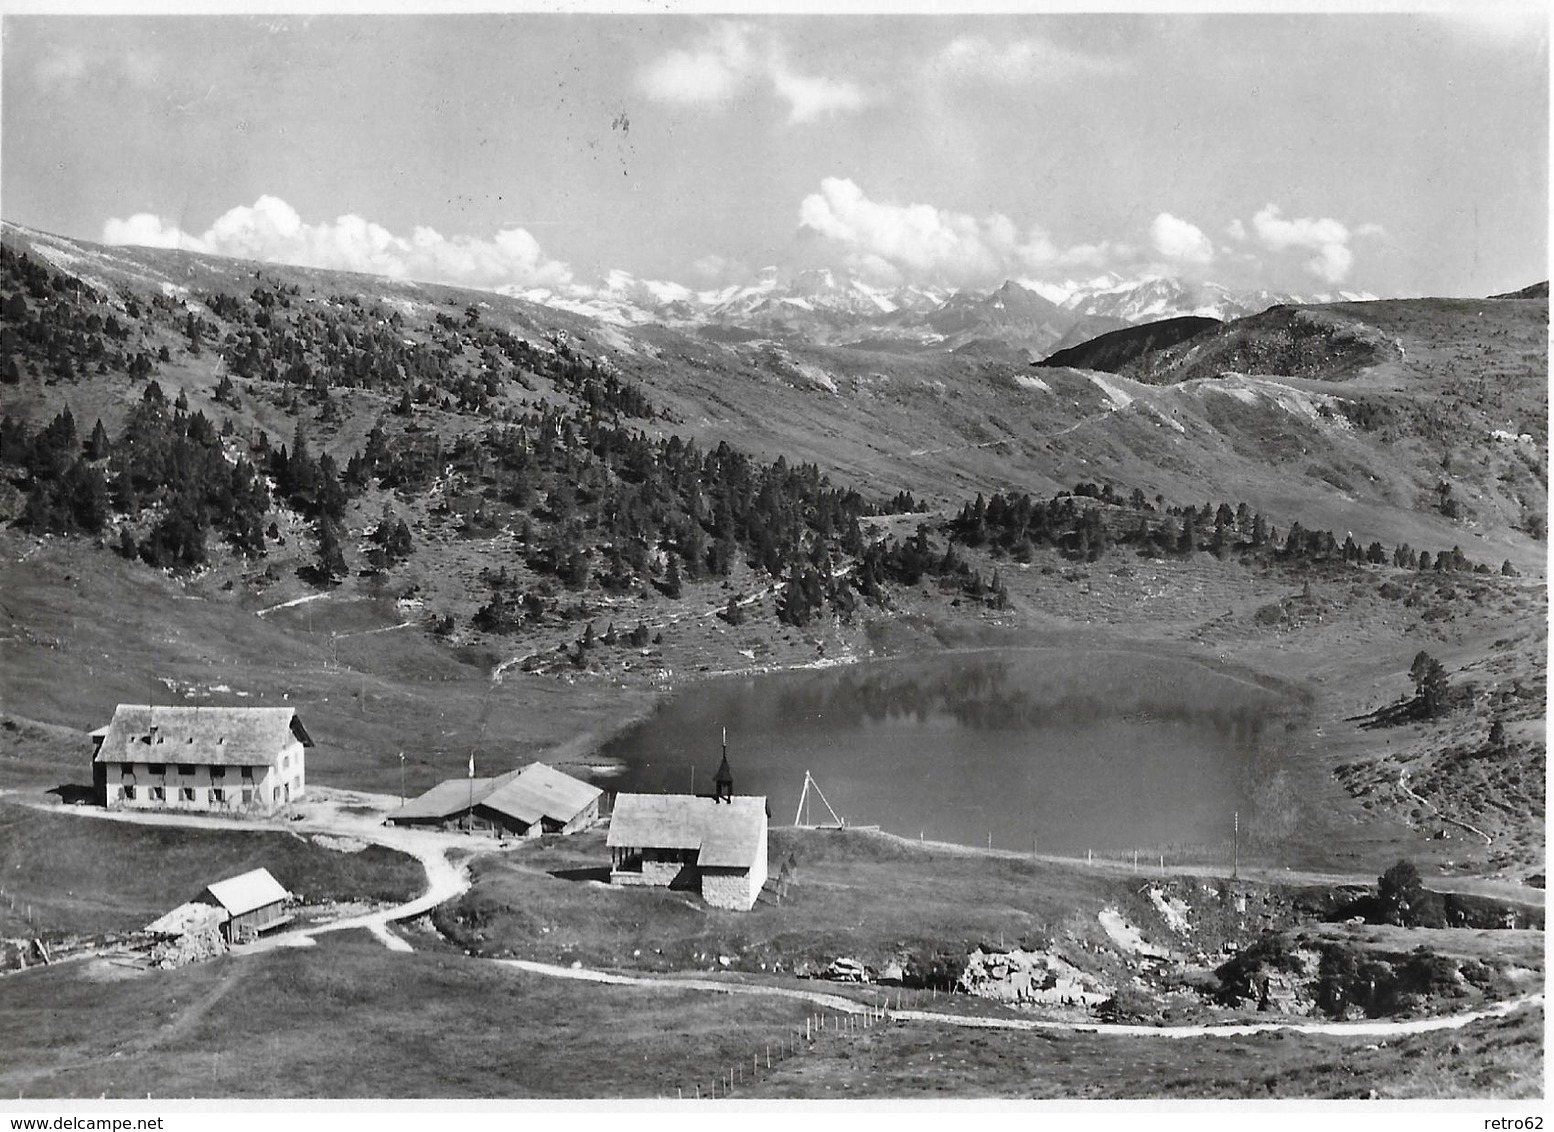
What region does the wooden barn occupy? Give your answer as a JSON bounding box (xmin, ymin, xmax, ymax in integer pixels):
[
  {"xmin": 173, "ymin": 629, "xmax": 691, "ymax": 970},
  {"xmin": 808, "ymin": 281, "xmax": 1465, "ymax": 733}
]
[
  {"xmin": 91, "ymin": 705, "xmax": 312, "ymax": 814},
  {"xmin": 387, "ymin": 762, "xmax": 602, "ymax": 837},
  {"xmin": 202, "ymin": 867, "xmax": 292, "ymax": 944},
  {"xmin": 607, "ymin": 757, "xmax": 769, "ymax": 911}
]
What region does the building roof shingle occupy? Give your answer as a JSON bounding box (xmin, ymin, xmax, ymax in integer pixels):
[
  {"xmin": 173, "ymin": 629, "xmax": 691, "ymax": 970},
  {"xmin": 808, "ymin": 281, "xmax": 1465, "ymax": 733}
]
[
  {"xmin": 390, "ymin": 762, "xmax": 601, "ymax": 827},
  {"xmin": 92, "ymin": 705, "xmax": 312, "ymax": 768},
  {"xmin": 481, "ymin": 762, "xmax": 602, "ymax": 826},
  {"xmin": 390, "ymin": 776, "xmax": 503, "ymax": 821},
  {"xmin": 204, "ymin": 867, "xmax": 289, "ymax": 917},
  {"xmin": 607, "ymin": 794, "xmax": 767, "ymax": 870}
]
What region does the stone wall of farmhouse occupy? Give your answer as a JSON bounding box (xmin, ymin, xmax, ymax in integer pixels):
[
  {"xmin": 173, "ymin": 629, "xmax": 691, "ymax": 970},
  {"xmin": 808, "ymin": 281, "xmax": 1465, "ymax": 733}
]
[
  {"xmin": 641, "ymin": 859, "xmax": 691, "ymax": 887},
  {"xmin": 609, "ymin": 858, "xmax": 693, "ymax": 888},
  {"xmin": 701, "ymin": 868, "xmax": 758, "ymax": 911}
]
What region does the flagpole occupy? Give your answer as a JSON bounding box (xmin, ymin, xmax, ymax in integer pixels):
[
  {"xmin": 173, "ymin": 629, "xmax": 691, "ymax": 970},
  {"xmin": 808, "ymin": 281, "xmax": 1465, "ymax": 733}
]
[{"xmin": 468, "ymin": 750, "xmax": 475, "ymax": 830}]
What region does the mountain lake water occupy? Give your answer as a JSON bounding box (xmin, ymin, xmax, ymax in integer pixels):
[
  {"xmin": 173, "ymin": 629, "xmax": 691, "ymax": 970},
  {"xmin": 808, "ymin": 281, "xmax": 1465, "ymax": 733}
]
[{"xmin": 598, "ymin": 649, "xmax": 1309, "ymax": 856}]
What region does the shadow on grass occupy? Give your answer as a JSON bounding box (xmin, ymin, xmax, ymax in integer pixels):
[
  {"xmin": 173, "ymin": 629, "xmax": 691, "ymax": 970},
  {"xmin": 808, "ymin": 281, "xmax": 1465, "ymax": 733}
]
[
  {"xmin": 548, "ymin": 866, "xmax": 612, "ymax": 883},
  {"xmin": 1348, "ymin": 698, "xmax": 1425, "ymax": 730}
]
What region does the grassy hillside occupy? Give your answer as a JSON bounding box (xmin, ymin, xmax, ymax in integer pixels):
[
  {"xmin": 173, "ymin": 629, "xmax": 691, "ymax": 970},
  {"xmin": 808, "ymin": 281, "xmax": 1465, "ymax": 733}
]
[
  {"xmin": 1036, "ymin": 314, "xmax": 1222, "ymax": 372},
  {"xmin": 0, "ymin": 800, "xmax": 422, "ymax": 937},
  {"xmin": 746, "ymin": 1003, "xmax": 1544, "ymax": 1099},
  {"xmin": 0, "ymin": 934, "xmax": 1537, "ymax": 1099},
  {"xmin": 0, "ymin": 221, "xmax": 1545, "ymax": 1103},
  {"xmin": 0, "ymin": 220, "xmax": 1544, "ymax": 876}
]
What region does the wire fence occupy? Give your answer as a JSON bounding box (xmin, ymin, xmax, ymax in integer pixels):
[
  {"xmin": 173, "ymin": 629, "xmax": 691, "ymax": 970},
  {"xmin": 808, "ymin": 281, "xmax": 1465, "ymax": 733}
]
[{"xmin": 680, "ymin": 996, "xmax": 895, "ymax": 1100}]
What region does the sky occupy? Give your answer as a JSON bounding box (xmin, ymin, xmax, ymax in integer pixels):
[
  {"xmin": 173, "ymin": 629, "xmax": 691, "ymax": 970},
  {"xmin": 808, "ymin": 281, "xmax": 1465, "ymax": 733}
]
[{"xmin": 2, "ymin": 8, "xmax": 1548, "ymax": 300}]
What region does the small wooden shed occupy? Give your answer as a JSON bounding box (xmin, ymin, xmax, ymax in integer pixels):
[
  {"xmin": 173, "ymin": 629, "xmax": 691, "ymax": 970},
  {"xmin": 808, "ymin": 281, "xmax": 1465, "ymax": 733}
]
[{"xmin": 203, "ymin": 867, "xmax": 292, "ymax": 944}]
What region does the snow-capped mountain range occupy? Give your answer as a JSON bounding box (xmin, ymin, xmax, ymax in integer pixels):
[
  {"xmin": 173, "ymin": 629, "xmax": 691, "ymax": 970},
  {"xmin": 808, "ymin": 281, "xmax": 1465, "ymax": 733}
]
[{"xmin": 516, "ymin": 267, "xmax": 1377, "ymax": 358}]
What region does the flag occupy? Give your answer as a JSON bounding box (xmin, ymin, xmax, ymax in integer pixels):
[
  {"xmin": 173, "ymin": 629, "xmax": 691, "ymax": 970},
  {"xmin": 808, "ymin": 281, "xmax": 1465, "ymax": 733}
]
[{"xmin": 468, "ymin": 752, "xmax": 475, "ymax": 778}]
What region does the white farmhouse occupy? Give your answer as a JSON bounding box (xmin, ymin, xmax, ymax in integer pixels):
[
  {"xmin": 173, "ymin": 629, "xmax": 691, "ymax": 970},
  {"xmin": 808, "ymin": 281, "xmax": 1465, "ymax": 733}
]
[{"xmin": 91, "ymin": 705, "xmax": 312, "ymax": 814}]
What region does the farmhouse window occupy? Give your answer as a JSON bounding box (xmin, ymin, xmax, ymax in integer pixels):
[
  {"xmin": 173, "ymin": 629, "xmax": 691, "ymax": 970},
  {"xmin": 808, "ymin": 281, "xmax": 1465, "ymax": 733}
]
[
  {"xmin": 241, "ymin": 788, "xmax": 253, "ymax": 805},
  {"xmin": 123, "ymin": 786, "xmax": 136, "ymax": 801},
  {"xmin": 211, "ymin": 788, "xmax": 225, "ymax": 803},
  {"xmin": 273, "ymin": 787, "xmax": 280, "ymax": 804},
  {"xmin": 240, "ymin": 766, "xmax": 253, "ymax": 780},
  {"xmin": 148, "ymin": 764, "xmax": 165, "ymax": 776},
  {"xmin": 210, "ymin": 767, "xmax": 226, "ymax": 780},
  {"xmin": 180, "ymin": 787, "xmax": 196, "ymax": 802},
  {"xmin": 149, "ymin": 786, "xmax": 165, "ymax": 802},
  {"xmin": 179, "ymin": 765, "xmax": 197, "ymax": 776}
]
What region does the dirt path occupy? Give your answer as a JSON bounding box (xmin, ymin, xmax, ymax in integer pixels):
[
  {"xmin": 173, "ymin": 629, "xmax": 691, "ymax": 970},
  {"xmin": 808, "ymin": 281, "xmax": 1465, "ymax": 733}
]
[
  {"xmin": 1399, "ymin": 767, "xmax": 1494, "ymax": 846},
  {"xmin": 253, "ymin": 592, "xmax": 331, "ymax": 618},
  {"xmin": 874, "ymin": 826, "xmax": 1543, "ymax": 907},
  {"xmin": 498, "ymin": 958, "xmax": 880, "ymax": 1013},
  {"xmin": 498, "ymin": 957, "xmax": 1544, "ymax": 1042},
  {"xmin": 12, "ymin": 791, "xmax": 1544, "ymax": 1047},
  {"xmin": 892, "ymin": 991, "xmax": 1544, "ymax": 1040},
  {"xmin": 4, "ymin": 787, "xmax": 481, "ymax": 953}
]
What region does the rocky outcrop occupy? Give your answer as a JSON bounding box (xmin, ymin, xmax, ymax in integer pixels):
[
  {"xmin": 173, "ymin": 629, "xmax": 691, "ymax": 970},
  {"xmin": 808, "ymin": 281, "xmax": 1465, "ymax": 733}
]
[{"xmin": 956, "ymin": 946, "xmax": 1111, "ymax": 1007}]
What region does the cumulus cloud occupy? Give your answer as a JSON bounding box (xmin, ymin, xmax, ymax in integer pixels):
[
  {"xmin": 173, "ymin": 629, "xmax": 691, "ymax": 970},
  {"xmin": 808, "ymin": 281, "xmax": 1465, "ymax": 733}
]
[
  {"xmin": 1225, "ymin": 218, "xmax": 1248, "ymax": 242},
  {"xmin": 797, "ymin": 177, "xmax": 1116, "ymax": 286},
  {"xmin": 1150, "ymin": 213, "xmax": 1215, "ymax": 267},
  {"xmin": 637, "ymin": 22, "xmax": 868, "ymax": 124},
  {"xmin": 771, "ymin": 66, "xmax": 867, "ymax": 125},
  {"xmin": 928, "ymin": 34, "xmax": 1127, "ymax": 84},
  {"xmin": 102, "ymin": 212, "xmax": 201, "ymax": 251},
  {"xmin": 1249, "ymin": 203, "xmax": 1361, "ymax": 284},
  {"xmin": 637, "ymin": 22, "xmax": 755, "ymax": 105},
  {"xmin": 102, "ymin": 196, "xmax": 574, "ymax": 291}
]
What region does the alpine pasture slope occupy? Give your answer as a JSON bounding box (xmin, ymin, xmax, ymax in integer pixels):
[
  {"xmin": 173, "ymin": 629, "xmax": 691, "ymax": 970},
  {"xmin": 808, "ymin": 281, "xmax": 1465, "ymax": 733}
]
[
  {"xmin": 0, "ymin": 219, "xmax": 1544, "ymax": 863},
  {"xmin": 0, "ymin": 220, "xmax": 1545, "ymax": 1097}
]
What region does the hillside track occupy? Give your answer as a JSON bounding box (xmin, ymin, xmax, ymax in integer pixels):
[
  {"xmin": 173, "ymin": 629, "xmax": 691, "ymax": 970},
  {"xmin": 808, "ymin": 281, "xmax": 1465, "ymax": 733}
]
[
  {"xmin": 498, "ymin": 957, "xmax": 1544, "ymax": 1044},
  {"xmin": 7, "ymin": 789, "xmax": 1542, "ymax": 1047},
  {"xmin": 1, "ymin": 786, "xmax": 484, "ymax": 953}
]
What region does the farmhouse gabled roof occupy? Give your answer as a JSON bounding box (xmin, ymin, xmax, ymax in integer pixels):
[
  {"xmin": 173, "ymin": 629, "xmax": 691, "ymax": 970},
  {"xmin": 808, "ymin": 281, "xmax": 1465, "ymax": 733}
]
[
  {"xmin": 390, "ymin": 775, "xmax": 504, "ymax": 821},
  {"xmin": 391, "ymin": 762, "xmax": 601, "ymax": 826},
  {"xmin": 607, "ymin": 794, "xmax": 767, "ymax": 870},
  {"xmin": 91, "ymin": 705, "xmax": 313, "ymax": 767},
  {"xmin": 204, "ymin": 867, "xmax": 289, "ymax": 917},
  {"xmin": 481, "ymin": 762, "xmax": 602, "ymax": 826}
]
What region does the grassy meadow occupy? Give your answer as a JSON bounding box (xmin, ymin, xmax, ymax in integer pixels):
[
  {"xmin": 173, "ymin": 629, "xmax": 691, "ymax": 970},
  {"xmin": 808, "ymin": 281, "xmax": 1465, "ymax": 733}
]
[
  {"xmin": 0, "ymin": 934, "xmax": 1537, "ymax": 1099},
  {"xmin": 0, "ymin": 800, "xmax": 422, "ymax": 937}
]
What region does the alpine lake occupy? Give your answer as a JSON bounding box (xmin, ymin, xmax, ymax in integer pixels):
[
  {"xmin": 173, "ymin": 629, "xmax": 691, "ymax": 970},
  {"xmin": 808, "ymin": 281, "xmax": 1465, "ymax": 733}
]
[{"xmin": 598, "ymin": 648, "xmax": 1310, "ymax": 859}]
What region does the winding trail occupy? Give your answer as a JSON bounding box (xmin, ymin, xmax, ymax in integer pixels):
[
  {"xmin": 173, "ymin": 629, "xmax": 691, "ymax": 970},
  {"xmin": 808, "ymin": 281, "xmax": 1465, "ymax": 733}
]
[
  {"xmin": 11, "ymin": 790, "xmax": 1544, "ymax": 1046},
  {"xmin": 498, "ymin": 957, "xmax": 1543, "ymax": 1042},
  {"xmin": 1399, "ymin": 767, "xmax": 1494, "ymax": 846},
  {"xmin": 254, "ymin": 592, "xmax": 331, "ymax": 618},
  {"xmin": 4, "ymin": 787, "xmax": 480, "ymax": 954}
]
